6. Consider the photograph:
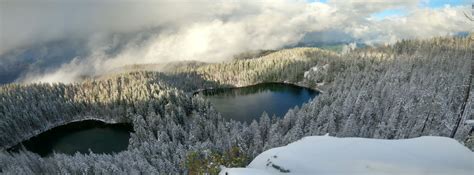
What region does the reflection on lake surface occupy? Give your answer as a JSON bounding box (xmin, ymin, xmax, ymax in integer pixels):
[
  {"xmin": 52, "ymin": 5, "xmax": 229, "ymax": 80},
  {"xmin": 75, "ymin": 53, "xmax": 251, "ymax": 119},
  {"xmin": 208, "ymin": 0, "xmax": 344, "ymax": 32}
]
[
  {"xmin": 199, "ymin": 83, "xmax": 319, "ymax": 123},
  {"xmin": 10, "ymin": 120, "xmax": 132, "ymax": 156}
]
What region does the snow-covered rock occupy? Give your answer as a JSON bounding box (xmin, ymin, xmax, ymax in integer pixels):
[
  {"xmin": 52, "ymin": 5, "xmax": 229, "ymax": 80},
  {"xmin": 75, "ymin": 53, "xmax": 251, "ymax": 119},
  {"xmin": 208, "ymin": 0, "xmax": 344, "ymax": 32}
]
[
  {"xmin": 220, "ymin": 135, "xmax": 474, "ymax": 175},
  {"xmin": 465, "ymin": 120, "xmax": 474, "ymax": 125},
  {"xmin": 303, "ymin": 64, "xmax": 329, "ymax": 79}
]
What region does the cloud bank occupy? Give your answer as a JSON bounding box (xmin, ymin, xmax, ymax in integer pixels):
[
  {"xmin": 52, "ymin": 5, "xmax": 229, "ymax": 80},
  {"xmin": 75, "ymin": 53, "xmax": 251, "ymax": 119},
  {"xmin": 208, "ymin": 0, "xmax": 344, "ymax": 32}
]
[{"xmin": 0, "ymin": 0, "xmax": 471, "ymax": 83}]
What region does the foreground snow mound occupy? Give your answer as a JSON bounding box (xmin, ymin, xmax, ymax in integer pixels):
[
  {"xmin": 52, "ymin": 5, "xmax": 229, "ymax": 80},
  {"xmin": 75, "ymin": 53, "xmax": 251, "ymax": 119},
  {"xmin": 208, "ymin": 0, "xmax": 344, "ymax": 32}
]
[{"xmin": 220, "ymin": 136, "xmax": 474, "ymax": 175}]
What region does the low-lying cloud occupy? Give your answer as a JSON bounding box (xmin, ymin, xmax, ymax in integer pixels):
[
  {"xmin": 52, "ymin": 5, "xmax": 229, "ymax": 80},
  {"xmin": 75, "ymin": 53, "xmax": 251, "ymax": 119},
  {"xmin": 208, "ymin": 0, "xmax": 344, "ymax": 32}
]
[{"xmin": 0, "ymin": 0, "xmax": 471, "ymax": 83}]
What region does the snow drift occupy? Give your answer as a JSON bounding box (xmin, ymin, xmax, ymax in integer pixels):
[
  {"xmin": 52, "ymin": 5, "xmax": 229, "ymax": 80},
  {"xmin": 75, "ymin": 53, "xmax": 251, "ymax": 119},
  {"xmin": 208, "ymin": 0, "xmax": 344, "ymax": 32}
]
[{"xmin": 220, "ymin": 135, "xmax": 474, "ymax": 175}]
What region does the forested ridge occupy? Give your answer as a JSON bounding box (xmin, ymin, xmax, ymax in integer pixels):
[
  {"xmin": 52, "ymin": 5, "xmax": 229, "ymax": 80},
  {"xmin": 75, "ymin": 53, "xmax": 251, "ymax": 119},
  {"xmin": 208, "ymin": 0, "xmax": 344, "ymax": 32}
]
[
  {"xmin": 0, "ymin": 35, "xmax": 472, "ymax": 174},
  {"xmin": 174, "ymin": 47, "xmax": 339, "ymax": 88}
]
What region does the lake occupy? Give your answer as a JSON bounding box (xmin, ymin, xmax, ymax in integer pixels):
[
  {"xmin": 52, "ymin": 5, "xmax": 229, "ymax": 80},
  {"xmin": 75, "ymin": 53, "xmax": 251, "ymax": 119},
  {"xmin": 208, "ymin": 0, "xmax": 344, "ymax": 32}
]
[
  {"xmin": 10, "ymin": 120, "xmax": 132, "ymax": 156},
  {"xmin": 198, "ymin": 83, "xmax": 319, "ymax": 123}
]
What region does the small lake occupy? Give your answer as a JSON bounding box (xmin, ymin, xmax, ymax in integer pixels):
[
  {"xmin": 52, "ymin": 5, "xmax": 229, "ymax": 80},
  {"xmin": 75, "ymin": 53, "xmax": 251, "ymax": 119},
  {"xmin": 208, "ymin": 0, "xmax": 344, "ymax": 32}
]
[
  {"xmin": 198, "ymin": 83, "xmax": 319, "ymax": 123},
  {"xmin": 10, "ymin": 120, "xmax": 133, "ymax": 156}
]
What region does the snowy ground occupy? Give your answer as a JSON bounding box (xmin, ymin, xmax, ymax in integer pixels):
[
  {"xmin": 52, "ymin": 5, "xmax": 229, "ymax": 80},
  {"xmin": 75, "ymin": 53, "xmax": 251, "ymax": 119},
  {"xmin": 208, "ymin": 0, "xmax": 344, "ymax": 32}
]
[{"xmin": 220, "ymin": 135, "xmax": 474, "ymax": 175}]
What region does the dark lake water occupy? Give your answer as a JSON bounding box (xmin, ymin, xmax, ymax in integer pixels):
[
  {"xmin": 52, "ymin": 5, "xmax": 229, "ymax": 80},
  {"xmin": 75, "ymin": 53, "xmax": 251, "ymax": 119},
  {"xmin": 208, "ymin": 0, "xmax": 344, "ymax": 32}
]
[
  {"xmin": 10, "ymin": 120, "xmax": 132, "ymax": 156},
  {"xmin": 198, "ymin": 83, "xmax": 319, "ymax": 123}
]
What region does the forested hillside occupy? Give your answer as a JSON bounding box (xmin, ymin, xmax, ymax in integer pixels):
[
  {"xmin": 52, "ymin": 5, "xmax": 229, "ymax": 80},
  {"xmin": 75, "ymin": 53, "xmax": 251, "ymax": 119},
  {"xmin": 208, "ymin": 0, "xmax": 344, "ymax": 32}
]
[
  {"xmin": 174, "ymin": 47, "xmax": 339, "ymax": 88},
  {"xmin": 0, "ymin": 73, "xmax": 251, "ymax": 174},
  {"xmin": 0, "ymin": 35, "xmax": 472, "ymax": 174},
  {"xmin": 111, "ymin": 48, "xmax": 339, "ymax": 90},
  {"xmin": 260, "ymin": 36, "xmax": 473, "ymax": 150}
]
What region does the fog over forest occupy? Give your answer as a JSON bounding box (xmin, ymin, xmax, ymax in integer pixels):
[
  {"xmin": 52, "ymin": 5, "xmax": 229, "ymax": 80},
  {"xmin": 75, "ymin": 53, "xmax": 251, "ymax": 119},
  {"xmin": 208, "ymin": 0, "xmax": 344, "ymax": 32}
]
[{"xmin": 0, "ymin": 0, "xmax": 471, "ymax": 83}]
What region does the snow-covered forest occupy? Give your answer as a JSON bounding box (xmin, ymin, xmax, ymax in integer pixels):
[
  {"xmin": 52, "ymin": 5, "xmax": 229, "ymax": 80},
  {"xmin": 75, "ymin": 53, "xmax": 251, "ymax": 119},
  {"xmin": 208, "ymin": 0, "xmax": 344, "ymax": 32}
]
[{"xmin": 0, "ymin": 35, "xmax": 472, "ymax": 174}]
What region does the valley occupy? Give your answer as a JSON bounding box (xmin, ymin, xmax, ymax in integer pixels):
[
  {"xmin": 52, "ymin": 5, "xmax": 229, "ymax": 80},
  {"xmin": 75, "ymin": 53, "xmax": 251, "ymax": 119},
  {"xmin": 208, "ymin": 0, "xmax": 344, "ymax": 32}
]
[{"xmin": 0, "ymin": 35, "xmax": 472, "ymax": 174}]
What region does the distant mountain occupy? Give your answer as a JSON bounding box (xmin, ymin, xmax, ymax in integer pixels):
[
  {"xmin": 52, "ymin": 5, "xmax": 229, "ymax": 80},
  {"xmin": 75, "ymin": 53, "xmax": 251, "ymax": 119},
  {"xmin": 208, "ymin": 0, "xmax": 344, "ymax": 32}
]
[
  {"xmin": 0, "ymin": 39, "xmax": 89, "ymax": 84},
  {"xmin": 291, "ymin": 41, "xmax": 368, "ymax": 53}
]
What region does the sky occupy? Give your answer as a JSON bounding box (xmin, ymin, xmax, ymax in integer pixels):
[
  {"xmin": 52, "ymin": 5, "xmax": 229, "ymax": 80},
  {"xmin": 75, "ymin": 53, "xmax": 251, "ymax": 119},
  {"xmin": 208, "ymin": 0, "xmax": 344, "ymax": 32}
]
[
  {"xmin": 370, "ymin": 0, "xmax": 470, "ymax": 19},
  {"xmin": 308, "ymin": 0, "xmax": 471, "ymax": 20},
  {"xmin": 0, "ymin": 0, "xmax": 472, "ymax": 83}
]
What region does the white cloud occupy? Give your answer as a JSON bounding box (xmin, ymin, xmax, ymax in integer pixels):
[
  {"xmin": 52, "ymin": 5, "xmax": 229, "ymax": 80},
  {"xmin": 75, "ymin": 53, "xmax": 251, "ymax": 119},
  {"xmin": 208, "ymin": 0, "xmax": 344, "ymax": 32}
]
[
  {"xmin": 0, "ymin": 0, "xmax": 471, "ymax": 83},
  {"xmin": 357, "ymin": 6, "xmax": 472, "ymax": 44}
]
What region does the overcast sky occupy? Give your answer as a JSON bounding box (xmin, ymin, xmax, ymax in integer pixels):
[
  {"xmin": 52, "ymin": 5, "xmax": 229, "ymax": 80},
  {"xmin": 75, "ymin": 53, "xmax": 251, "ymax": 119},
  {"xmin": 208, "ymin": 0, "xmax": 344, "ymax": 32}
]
[{"xmin": 0, "ymin": 0, "xmax": 472, "ymax": 83}]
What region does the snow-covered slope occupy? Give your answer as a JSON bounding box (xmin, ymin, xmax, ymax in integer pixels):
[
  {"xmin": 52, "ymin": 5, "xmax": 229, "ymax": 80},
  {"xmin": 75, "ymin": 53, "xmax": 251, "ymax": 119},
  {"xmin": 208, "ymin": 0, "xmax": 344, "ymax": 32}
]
[{"xmin": 220, "ymin": 135, "xmax": 474, "ymax": 175}]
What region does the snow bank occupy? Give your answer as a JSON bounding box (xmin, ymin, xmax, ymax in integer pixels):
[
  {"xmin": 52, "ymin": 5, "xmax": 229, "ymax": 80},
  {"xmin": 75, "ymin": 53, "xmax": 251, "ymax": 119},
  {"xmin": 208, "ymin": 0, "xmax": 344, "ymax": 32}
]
[
  {"xmin": 220, "ymin": 135, "xmax": 474, "ymax": 175},
  {"xmin": 465, "ymin": 120, "xmax": 474, "ymax": 125}
]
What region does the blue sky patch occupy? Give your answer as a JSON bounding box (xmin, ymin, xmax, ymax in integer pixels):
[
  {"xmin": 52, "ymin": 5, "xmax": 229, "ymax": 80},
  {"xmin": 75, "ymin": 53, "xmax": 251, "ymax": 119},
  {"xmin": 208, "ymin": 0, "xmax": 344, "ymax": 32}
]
[
  {"xmin": 422, "ymin": 0, "xmax": 470, "ymax": 8},
  {"xmin": 368, "ymin": 0, "xmax": 471, "ymax": 20},
  {"xmin": 370, "ymin": 8, "xmax": 408, "ymax": 20}
]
